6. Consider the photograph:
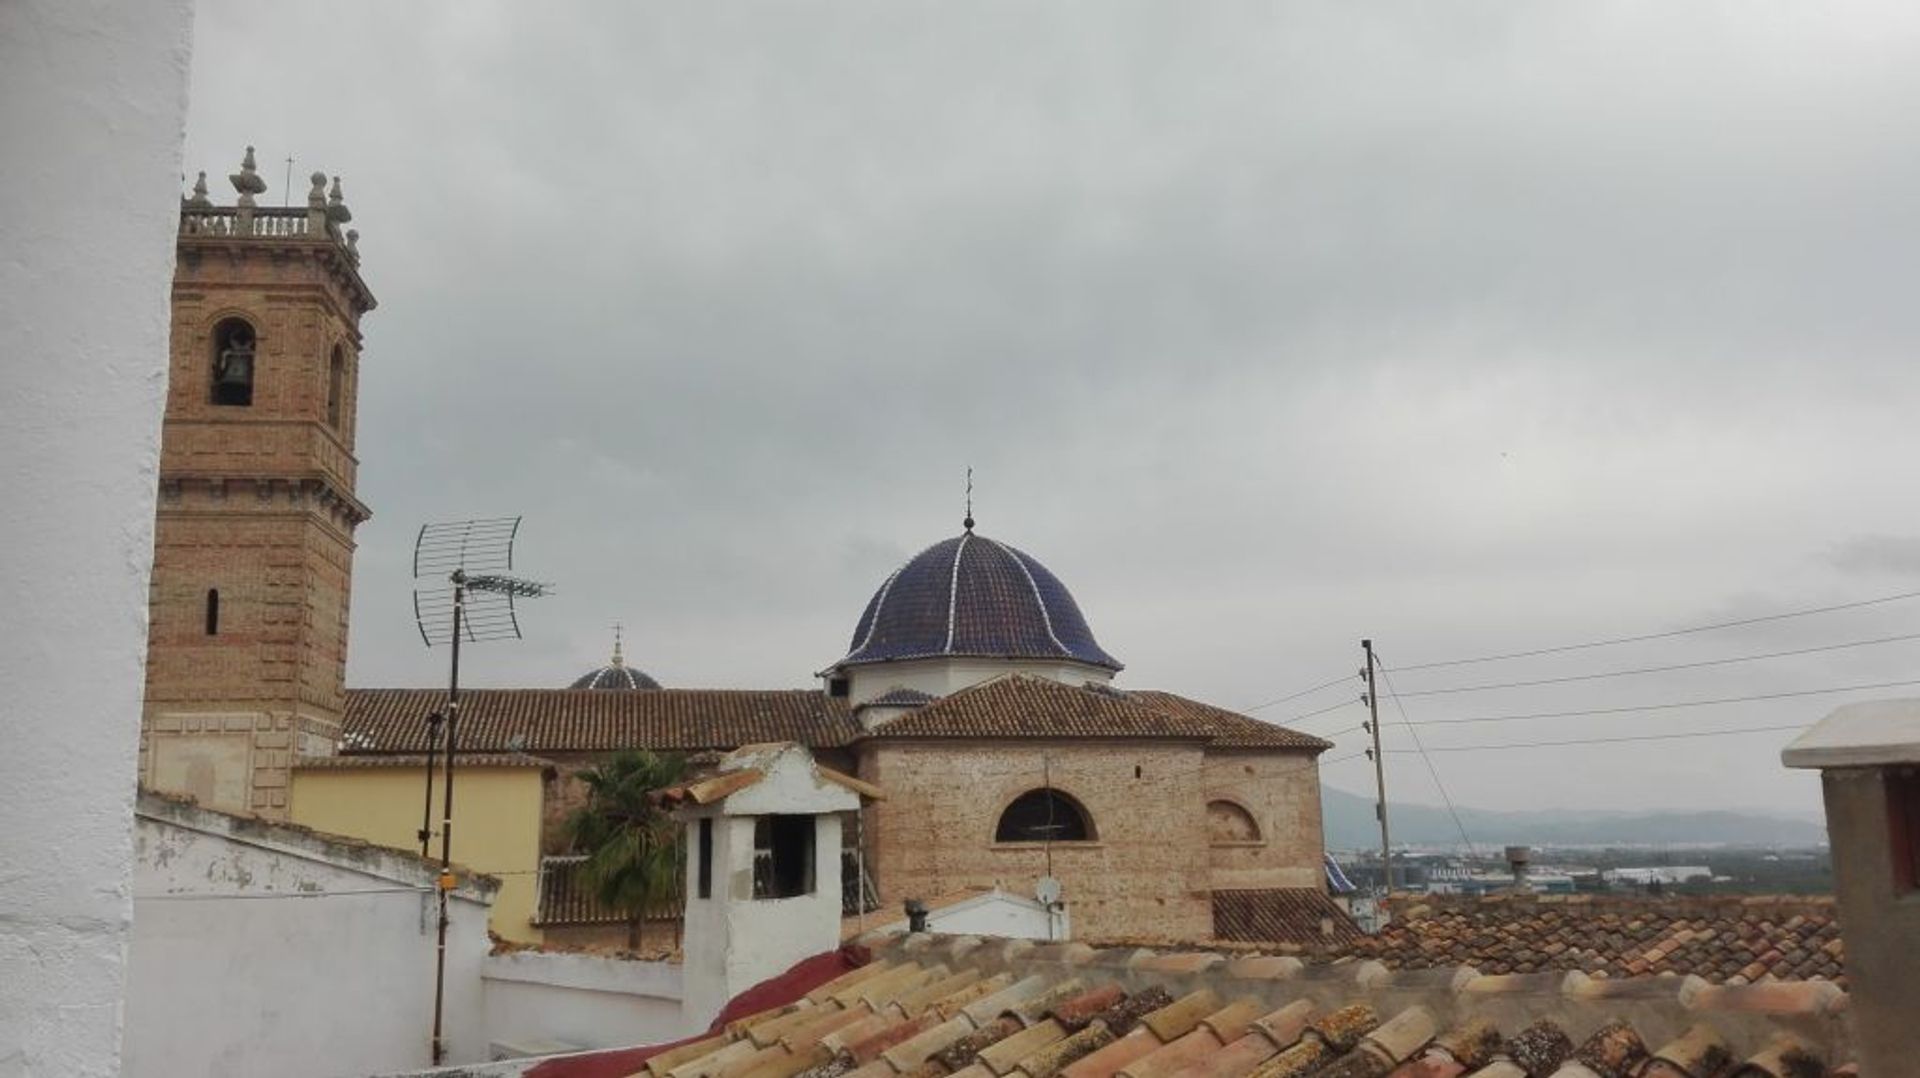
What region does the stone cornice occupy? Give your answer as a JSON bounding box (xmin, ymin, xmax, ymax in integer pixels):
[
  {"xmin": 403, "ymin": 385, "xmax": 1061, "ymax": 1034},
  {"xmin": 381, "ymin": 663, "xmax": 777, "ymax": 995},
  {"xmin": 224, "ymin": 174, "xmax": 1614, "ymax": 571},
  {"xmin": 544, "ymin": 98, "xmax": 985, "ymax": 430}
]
[{"xmin": 157, "ymin": 472, "xmax": 371, "ymax": 529}]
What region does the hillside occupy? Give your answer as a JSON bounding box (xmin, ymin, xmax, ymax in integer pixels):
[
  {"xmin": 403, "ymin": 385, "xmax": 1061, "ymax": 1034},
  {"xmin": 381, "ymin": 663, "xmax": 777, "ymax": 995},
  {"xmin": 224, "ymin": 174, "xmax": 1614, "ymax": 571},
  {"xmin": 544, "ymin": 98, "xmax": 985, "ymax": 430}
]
[{"xmin": 1320, "ymin": 784, "xmax": 1827, "ymax": 849}]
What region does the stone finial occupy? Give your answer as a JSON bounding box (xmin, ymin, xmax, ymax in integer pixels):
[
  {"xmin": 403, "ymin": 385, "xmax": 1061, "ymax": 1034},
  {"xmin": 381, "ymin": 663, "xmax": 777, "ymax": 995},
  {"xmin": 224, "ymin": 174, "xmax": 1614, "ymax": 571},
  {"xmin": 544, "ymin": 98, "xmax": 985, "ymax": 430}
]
[
  {"xmin": 229, "ymin": 145, "xmax": 268, "ymax": 205},
  {"xmin": 326, "ymin": 175, "xmax": 352, "ymax": 224},
  {"xmin": 308, "ymin": 171, "xmax": 328, "ymax": 209},
  {"xmin": 344, "ymin": 229, "xmax": 360, "ymax": 257},
  {"xmin": 183, "ymin": 171, "xmax": 213, "ymax": 209}
]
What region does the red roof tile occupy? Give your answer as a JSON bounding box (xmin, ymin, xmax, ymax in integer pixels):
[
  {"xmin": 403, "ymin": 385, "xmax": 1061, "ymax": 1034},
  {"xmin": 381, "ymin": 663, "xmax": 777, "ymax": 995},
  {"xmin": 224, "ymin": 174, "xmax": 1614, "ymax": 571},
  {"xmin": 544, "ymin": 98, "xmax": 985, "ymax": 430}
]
[
  {"xmin": 1211, "ymin": 889, "xmax": 1365, "ymax": 947},
  {"xmin": 1342, "ymin": 894, "xmax": 1845, "ymax": 987},
  {"xmin": 338, "ymin": 678, "xmax": 1328, "ymax": 756}
]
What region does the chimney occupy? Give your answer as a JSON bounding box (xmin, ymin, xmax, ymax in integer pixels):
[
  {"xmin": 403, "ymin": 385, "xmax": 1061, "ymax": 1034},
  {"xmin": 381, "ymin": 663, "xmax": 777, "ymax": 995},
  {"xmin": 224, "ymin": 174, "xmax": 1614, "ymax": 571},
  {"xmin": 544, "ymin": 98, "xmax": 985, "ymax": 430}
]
[
  {"xmin": 1782, "ymin": 699, "xmax": 1920, "ymax": 1077},
  {"xmin": 1505, "ymin": 845, "xmax": 1532, "ymax": 893}
]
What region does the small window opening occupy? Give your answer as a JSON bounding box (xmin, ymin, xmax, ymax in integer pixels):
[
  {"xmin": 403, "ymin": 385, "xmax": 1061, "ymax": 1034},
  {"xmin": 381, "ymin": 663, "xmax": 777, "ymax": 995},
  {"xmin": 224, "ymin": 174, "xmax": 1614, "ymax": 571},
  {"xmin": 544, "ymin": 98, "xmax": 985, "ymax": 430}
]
[
  {"xmin": 326, "ymin": 346, "xmax": 345, "ymax": 427},
  {"xmin": 1134, "ymin": 765, "xmax": 1143, "ymax": 779},
  {"xmin": 995, "ymin": 788, "xmax": 1093, "ymax": 843},
  {"xmin": 204, "ymin": 588, "xmax": 220, "ymax": 635},
  {"xmin": 696, "ymin": 817, "xmax": 713, "ymax": 899},
  {"xmin": 211, "ymin": 319, "xmax": 257, "ymax": 406},
  {"xmin": 1890, "ymin": 768, "xmax": 1920, "ymax": 893},
  {"xmin": 752, "ymin": 814, "xmax": 816, "ymax": 899},
  {"xmin": 827, "ymin": 677, "xmax": 850, "ymax": 699}
]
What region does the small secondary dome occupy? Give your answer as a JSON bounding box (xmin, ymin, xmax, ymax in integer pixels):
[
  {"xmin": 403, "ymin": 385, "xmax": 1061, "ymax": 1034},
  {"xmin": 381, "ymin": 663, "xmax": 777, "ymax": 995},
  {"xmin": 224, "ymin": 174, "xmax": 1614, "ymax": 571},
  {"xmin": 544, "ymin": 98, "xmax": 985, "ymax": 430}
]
[
  {"xmin": 838, "ymin": 530, "xmax": 1121, "ymax": 671},
  {"xmin": 569, "ymin": 628, "xmax": 661, "ymax": 691}
]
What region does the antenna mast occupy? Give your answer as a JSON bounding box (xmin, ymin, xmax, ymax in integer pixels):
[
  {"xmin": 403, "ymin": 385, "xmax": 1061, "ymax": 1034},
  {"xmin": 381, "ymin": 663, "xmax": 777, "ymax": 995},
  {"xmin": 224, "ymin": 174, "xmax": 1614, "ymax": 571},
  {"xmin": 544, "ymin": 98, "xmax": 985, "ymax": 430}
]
[{"xmin": 411, "ymin": 517, "xmax": 550, "ymax": 1066}]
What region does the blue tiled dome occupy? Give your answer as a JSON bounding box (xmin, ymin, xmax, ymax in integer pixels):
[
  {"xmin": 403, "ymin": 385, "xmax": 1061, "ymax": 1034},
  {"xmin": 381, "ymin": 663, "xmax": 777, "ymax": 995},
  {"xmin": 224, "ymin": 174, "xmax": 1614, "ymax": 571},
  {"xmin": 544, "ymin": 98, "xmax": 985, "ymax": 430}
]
[
  {"xmin": 568, "ymin": 633, "xmax": 662, "ymax": 690},
  {"xmin": 837, "ymin": 532, "xmax": 1121, "ymax": 671}
]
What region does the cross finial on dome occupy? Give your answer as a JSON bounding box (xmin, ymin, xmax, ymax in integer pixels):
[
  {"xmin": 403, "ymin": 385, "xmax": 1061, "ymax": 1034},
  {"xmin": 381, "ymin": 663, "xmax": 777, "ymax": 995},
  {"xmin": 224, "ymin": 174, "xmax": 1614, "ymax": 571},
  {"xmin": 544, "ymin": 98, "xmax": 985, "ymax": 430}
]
[
  {"xmin": 963, "ymin": 466, "xmax": 975, "ymax": 532},
  {"xmin": 610, "ymin": 622, "xmax": 625, "ymax": 667}
]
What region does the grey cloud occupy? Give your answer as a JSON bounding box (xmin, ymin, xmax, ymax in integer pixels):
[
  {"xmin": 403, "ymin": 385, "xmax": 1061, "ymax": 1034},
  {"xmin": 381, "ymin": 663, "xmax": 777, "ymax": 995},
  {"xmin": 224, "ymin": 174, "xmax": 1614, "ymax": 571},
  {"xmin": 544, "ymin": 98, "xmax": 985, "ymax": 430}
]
[{"xmin": 180, "ymin": 0, "xmax": 1920, "ymax": 817}]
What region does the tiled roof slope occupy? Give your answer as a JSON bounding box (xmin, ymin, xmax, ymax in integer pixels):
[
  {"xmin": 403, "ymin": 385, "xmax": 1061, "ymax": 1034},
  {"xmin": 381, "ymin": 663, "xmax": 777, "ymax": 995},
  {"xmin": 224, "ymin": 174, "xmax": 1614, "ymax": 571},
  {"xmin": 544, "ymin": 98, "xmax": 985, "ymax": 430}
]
[
  {"xmin": 1342, "ymin": 894, "xmax": 1845, "ymax": 988},
  {"xmin": 523, "ymin": 932, "xmax": 1853, "ymax": 1078},
  {"xmin": 866, "ymin": 676, "xmax": 1331, "ymax": 750},
  {"xmin": 340, "ymin": 688, "xmax": 861, "ymax": 754},
  {"xmin": 340, "ymin": 679, "xmax": 1328, "ymax": 755},
  {"xmin": 1214, "ymin": 889, "xmax": 1366, "ymax": 947}
]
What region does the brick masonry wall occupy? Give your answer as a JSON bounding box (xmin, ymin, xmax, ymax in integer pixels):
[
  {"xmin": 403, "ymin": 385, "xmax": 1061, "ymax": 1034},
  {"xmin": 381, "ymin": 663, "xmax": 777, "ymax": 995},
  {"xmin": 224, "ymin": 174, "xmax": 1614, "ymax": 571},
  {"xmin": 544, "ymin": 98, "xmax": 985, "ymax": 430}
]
[
  {"xmin": 140, "ymin": 231, "xmax": 369, "ymax": 820},
  {"xmin": 854, "ymin": 740, "xmax": 1218, "ymax": 940},
  {"xmin": 1202, "ymin": 749, "xmax": 1325, "ymax": 891}
]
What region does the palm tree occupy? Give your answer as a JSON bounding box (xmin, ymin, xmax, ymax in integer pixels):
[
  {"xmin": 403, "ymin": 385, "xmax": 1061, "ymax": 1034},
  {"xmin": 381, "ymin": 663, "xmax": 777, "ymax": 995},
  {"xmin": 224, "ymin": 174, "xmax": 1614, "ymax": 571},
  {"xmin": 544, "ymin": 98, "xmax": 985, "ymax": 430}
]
[{"xmin": 566, "ymin": 750, "xmax": 688, "ymax": 951}]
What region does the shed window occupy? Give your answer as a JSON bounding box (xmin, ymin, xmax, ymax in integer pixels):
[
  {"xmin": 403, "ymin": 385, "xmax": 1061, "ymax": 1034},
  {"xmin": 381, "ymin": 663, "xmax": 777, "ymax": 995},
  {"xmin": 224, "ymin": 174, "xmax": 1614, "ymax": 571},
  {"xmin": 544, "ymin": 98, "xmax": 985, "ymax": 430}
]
[
  {"xmin": 211, "ymin": 318, "xmax": 257, "ymax": 406},
  {"xmin": 752, "ymin": 815, "xmax": 815, "ymax": 899},
  {"xmin": 204, "ymin": 588, "xmax": 220, "ymax": 635},
  {"xmin": 1891, "ymin": 769, "xmax": 1920, "ymax": 893},
  {"xmin": 696, "ymin": 817, "xmax": 713, "ymax": 899},
  {"xmin": 995, "ymin": 788, "xmax": 1093, "ymax": 843}
]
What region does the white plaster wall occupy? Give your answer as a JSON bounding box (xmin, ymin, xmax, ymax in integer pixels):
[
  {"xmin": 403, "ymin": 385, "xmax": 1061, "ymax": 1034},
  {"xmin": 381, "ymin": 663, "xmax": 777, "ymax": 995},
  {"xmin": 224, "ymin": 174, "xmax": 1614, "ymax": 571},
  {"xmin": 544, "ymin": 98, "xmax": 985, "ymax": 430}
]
[
  {"xmin": 847, "ymin": 658, "xmax": 1114, "ymax": 708},
  {"xmin": 683, "ymin": 814, "xmax": 846, "ymax": 1027},
  {"xmin": 867, "ymin": 892, "xmax": 1069, "ymax": 940},
  {"xmin": 482, "ymin": 952, "xmax": 691, "ymax": 1053},
  {"xmin": 125, "ymin": 810, "xmax": 494, "ymax": 1076},
  {"xmin": 0, "ymin": 2, "xmax": 195, "ymax": 1074}
]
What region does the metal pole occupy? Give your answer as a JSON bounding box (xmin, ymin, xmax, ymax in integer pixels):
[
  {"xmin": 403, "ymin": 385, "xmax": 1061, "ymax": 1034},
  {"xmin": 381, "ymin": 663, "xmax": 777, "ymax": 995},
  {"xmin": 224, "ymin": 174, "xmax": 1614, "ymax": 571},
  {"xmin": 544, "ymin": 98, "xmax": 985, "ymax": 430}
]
[
  {"xmin": 1363, "ymin": 639, "xmax": 1393, "ymax": 897},
  {"xmin": 430, "ymin": 572, "xmax": 464, "ymax": 1065},
  {"xmin": 418, "ymin": 712, "xmax": 442, "ymax": 859}
]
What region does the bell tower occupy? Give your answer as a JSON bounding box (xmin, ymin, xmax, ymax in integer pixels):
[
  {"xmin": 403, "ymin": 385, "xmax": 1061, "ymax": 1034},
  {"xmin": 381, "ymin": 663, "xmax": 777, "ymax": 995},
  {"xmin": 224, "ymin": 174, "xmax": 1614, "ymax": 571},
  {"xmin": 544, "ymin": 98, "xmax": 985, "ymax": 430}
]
[{"xmin": 140, "ymin": 149, "xmax": 377, "ymax": 819}]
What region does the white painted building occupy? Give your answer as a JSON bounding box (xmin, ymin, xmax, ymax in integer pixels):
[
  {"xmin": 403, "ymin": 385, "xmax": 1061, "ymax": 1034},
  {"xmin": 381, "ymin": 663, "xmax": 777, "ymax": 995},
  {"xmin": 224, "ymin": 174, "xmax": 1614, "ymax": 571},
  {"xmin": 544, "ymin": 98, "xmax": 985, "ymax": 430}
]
[
  {"xmin": 125, "ymin": 792, "xmax": 497, "ymax": 1076},
  {"xmin": 0, "ymin": 3, "xmax": 195, "ymax": 1074},
  {"xmin": 664, "ymin": 743, "xmax": 883, "ymax": 1027}
]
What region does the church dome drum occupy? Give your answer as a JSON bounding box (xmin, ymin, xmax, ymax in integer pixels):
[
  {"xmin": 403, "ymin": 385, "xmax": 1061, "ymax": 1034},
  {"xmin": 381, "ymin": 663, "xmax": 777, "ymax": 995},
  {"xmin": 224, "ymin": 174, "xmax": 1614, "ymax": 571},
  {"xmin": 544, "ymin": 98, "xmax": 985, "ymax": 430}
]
[{"xmin": 838, "ymin": 531, "xmax": 1121, "ymax": 671}]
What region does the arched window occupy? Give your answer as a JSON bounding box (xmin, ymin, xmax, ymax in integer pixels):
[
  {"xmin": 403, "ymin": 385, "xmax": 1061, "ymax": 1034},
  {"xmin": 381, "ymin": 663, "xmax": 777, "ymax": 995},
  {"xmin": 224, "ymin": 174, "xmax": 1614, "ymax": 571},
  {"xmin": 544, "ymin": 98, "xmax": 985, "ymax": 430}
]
[
  {"xmin": 1207, "ymin": 800, "xmax": 1261, "ymax": 843},
  {"xmin": 210, "ymin": 318, "xmax": 257, "ymax": 406},
  {"xmin": 205, "ymin": 588, "xmax": 220, "ymax": 635},
  {"xmin": 995, "ymin": 788, "xmax": 1093, "ymax": 843},
  {"xmin": 326, "ymin": 345, "xmax": 345, "ymax": 427}
]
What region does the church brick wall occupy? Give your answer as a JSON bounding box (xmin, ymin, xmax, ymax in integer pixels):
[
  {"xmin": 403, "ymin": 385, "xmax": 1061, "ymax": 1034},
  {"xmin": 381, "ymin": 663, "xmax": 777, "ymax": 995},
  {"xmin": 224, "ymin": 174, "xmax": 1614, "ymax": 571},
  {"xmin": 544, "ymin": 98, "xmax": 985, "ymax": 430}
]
[
  {"xmin": 854, "ymin": 740, "xmax": 1217, "ymax": 941},
  {"xmin": 1201, "ymin": 749, "xmax": 1326, "ymax": 891}
]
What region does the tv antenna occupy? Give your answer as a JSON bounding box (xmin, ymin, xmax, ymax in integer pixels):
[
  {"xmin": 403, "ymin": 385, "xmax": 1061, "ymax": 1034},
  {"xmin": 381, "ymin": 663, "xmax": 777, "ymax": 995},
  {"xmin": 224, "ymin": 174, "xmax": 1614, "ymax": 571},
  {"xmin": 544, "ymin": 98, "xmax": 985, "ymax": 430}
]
[{"xmin": 410, "ymin": 516, "xmax": 550, "ymax": 1066}]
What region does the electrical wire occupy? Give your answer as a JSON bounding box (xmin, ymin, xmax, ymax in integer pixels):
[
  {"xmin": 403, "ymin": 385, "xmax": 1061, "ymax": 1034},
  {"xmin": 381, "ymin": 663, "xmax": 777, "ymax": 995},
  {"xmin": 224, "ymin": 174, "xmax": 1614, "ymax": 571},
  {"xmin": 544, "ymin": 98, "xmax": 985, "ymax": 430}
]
[
  {"xmin": 1390, "ymin": 587, "xmax": 1920, "ymax": 672},
  {"xmin": 1387, "ymin": 630, "xmax": 1920, "ymax": 697},
  {"xmin": 1284, "ymin": 697, "xmax": 1364, "ymax": 725},
  {"xmin": 1243, "ymin": 673, "xmax": 1357, "ymax": 712},
  {"xmin": 1372, "ymin": 653, "xmax": 1478, "ymax": 858},
  {"xmin": 1380, "ymin": 721, "xmax": 1811, "ymax": 753},
  {"xmin": 1393, "ymin": 675, "xmax": 1920, "ymax": 727}
]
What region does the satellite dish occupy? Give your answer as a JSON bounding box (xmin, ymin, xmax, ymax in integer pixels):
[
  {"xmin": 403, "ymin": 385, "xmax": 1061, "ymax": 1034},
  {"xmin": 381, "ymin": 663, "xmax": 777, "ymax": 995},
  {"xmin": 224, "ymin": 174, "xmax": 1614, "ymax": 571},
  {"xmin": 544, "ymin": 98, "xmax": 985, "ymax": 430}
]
[{"xmin": 1034, "ymin": 876, "xmax": 1063, "ymax": 906}]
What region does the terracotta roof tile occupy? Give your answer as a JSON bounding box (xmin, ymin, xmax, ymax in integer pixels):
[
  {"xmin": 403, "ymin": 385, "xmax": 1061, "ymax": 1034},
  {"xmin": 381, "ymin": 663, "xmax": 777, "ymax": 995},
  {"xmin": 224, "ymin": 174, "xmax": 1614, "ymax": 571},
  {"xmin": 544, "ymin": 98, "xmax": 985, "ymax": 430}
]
[
  {"xmin": 1211, "ymin": 889, "xmax": 1365, "ymax": 947},
  {"xmin": 340, "ymin": 678, "xmax": 1328, "ymax": 755},
  {"xmin": 342, "ymin": 688, "xmax": 860, "ymax": 754},
  {"xmin": 865, "ymin": 677, "xmax": 1329, "ymax": 750},
  {"xmin": 1335, "ymin": 895, "xmax": 1845, "ymax": 988}
]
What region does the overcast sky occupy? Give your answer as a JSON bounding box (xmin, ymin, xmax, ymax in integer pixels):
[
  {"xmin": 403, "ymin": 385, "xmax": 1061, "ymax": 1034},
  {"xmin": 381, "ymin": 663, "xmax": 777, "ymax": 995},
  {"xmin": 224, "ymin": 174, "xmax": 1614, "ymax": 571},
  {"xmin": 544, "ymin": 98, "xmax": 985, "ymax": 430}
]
[{"xmin": 182, "ymin": 2, "xmax": 1920, "ymax": 819}]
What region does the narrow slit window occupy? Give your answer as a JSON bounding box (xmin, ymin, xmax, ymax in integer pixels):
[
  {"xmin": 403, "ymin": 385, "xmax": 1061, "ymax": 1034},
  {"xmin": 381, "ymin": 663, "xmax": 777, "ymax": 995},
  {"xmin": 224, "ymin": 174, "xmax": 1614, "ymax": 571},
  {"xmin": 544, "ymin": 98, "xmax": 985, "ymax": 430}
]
[
  {"xmin": 326, "ymin": 346, "xmax": 345, "ymax": 427},
  {"xmin": 697, "ymin": 817, "xmax": 713, "ymax": 899},
  {"xmin": 1890, "ymin": 769, "xmax": 1920, "ymax": 893},
  {"xmin": 205, "ymin": 588, "xmax": 220, "ymax": 635}
]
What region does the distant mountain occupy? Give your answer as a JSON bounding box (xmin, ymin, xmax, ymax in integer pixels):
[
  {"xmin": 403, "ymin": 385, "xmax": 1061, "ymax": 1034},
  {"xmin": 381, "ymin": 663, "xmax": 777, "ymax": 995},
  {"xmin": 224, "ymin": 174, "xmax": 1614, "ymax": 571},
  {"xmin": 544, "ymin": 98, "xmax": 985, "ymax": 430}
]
[{"xmin": 1320, "ymin": 785, "xmax": 1826, "ymax": 849}]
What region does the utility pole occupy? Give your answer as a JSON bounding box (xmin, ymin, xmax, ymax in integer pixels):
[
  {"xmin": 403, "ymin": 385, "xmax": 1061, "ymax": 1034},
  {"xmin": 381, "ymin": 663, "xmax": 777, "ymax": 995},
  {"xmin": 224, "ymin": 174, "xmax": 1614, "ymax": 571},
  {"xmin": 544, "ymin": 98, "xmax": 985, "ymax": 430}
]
[{"xmin": 1362, "ymin": 639, "xmax": 1393, "ymax": 897}]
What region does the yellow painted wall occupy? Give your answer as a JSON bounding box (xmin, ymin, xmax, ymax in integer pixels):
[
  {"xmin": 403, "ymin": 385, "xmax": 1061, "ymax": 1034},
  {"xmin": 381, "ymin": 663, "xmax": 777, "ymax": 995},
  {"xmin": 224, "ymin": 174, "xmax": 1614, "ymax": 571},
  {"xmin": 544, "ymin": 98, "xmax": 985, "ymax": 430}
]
[{"xmin": 291, "ymin": 765, "xmax": 546, "ymax": 942}]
